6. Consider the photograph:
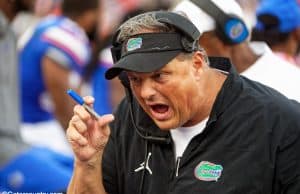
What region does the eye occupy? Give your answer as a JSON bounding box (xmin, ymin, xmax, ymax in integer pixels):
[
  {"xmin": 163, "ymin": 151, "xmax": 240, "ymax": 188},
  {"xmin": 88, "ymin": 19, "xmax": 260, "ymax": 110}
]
[
  {"xmin": 128, "ymin": 75, "xmax": 141, "ymax": 85},
  {"xmin": 152, "ymin": 72, "xmax": 168, "ymax": 82}
]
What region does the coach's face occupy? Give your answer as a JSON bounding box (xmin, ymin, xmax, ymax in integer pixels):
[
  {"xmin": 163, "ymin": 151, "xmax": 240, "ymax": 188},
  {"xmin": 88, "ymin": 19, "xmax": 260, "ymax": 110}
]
[{"xmin": 127, "ymin": 51, "xmax": 209, "ymax": 130}]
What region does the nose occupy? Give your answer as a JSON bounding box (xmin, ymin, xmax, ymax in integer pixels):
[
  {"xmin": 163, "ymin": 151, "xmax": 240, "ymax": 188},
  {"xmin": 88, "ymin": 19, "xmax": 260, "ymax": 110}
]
[{"xmin": 140, "ymin": 79, "xmax": 156, "ymax": 101}]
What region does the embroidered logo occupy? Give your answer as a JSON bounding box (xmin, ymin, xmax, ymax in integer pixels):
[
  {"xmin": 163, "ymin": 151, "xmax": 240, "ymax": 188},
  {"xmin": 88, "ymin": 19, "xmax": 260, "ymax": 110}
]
[
  {"xmin": 229, "ymin": 22, "xmax": 243, "ymax": 39},
  {"xmin": 126, "ymin": 37, "xmax": 142, "ymax": 52},
  {"xmin": 194, "ymin": 161, "xmax": 223, "ymax": 182},
  {"xmin": 134, "ymin": 152, "xmax": 152, "ymax": 175}
]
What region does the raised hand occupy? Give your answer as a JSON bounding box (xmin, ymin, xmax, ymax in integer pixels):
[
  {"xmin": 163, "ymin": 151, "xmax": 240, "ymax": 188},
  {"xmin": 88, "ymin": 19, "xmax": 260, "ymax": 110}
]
[{"xmin": 67, "ymin": 96, "xmax": 114, "ymax": 162}]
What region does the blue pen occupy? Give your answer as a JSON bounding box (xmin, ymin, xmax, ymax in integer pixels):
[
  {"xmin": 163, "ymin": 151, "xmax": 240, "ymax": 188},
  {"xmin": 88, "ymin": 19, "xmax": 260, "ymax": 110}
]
[{"xmin": 67, "ymin": 89, "xmax": 100, "ymax": 119}]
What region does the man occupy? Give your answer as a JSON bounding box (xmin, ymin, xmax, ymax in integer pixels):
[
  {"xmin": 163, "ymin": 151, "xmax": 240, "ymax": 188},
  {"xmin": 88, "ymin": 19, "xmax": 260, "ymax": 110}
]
[
  {"xmin": 19, "ymin": 0, "xmax": 98, "ymax": 154},
  {"xmin": 252, "ymin": 0, "xmax": 300, "ymax": 67},
  {"xmin": 67, "ymin": 11, "xmax": 300, "ymax": 194},
  {"xmin": 0, "ymin": 1, "xmax": 73, "ymax": 192},
  {"xmin": 173, "ymin": 0, "xmax": 300, "ymax": 102}
]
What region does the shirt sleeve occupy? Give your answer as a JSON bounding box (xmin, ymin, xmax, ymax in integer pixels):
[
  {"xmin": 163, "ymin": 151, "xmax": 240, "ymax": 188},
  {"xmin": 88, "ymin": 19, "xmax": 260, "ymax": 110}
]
[
  {"xmin": 41, "ymin": 25, "xmax": 91, "ymax": 74},
  {"xmin": 102, "ymin": 123, "xmax": 119, "ymax": 194}
]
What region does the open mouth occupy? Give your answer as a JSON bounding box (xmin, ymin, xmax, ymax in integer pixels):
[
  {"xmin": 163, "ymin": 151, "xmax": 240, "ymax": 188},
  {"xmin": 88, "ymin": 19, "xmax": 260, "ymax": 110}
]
[
  {"xmin": 152, "ymin": 104, "xmax": 169, "ymax": 113},
  {"xmin": 149, "ymin": 104, "xmax": 171, "ymax": 120}
]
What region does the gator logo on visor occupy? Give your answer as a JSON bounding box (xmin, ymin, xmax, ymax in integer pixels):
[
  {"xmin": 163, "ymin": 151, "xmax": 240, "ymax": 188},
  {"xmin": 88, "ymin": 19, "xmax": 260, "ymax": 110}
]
[
  {"xmin": 194, "ymin": 161, "xmax": 223, "ymax": 182},
  {"xmin": 126, "ymin": 37, "xmax": 142, "ymax": 52}
]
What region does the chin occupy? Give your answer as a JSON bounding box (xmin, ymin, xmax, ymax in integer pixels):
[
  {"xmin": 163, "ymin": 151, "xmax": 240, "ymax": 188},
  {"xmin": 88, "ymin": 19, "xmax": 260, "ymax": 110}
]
[{"xmin": 154, "ymin": 119, "xmax": 179, "ymax": 131}]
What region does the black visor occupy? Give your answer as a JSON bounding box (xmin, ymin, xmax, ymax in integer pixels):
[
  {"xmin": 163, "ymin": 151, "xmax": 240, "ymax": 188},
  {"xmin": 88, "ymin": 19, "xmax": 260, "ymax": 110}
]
[{"xmin": 105, "ymin": 33, "xmax": 185, "ymax": 80}]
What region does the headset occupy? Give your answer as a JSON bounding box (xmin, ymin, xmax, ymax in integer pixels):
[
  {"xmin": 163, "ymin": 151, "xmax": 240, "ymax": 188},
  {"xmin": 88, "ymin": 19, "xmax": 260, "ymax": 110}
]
[
  {"xmin": 190, "ymin": 0, "xmax": 249, "ymax": 45},
  {"xmin": 111, "ymin": 11, "xmax": 201, "ymax": 65}
]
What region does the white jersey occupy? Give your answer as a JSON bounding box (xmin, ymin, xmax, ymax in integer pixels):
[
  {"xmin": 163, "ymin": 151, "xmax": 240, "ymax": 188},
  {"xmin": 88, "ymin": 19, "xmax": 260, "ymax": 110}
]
[{"xmin": 242, "ymin": 42, "xmax": 300, "ymax": 102}]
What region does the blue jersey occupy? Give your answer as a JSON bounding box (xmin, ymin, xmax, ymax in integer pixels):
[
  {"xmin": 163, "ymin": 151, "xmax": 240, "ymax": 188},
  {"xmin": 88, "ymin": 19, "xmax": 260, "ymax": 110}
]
[
  {"xmin": 92, "ymin": 62, "xmax": 112, "ymax": 115},
  {"xmin": 20, "ymin": 16, "xmax": 91, "ymax": 123}
]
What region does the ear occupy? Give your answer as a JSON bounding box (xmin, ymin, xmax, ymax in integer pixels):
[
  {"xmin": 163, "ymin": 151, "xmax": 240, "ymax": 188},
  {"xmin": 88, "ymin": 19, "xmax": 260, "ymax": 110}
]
[
  {"xmin": 192, "ymin": 51, "xmax": 207, "ymax": 79},
  {"xmin": 192, "ymin": 51, "xmax": 206, "ymax": 68}
]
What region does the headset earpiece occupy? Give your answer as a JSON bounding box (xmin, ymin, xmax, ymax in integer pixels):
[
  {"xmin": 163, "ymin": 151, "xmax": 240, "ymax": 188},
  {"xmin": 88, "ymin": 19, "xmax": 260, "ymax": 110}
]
[
  {"xmin": 110, "ymin": 29, "xmax": 122, "ymax": 63},
  {"xmin": 216, "ymin": 14, "xmax": 249, "ymax": 44},
  {"xmin": 190, "ymin": 0, "xmax": 249, "ymax": 45},
  {"xmin": 111, "ymin": 45, "xmax": 122, "ymax": 64}
]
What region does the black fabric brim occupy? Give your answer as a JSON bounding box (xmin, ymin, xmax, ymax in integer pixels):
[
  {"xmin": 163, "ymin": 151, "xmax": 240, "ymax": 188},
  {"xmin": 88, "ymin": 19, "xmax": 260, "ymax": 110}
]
[{"xmin": 105, "ymin": 50, "xmax": 181, "ymax": 80}]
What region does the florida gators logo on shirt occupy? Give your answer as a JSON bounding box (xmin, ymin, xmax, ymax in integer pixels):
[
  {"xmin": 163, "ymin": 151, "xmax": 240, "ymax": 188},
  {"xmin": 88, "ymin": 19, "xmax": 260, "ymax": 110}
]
[{"xmin": 194, "ymin": 161, "xmax": 223, "ymax": 182}]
